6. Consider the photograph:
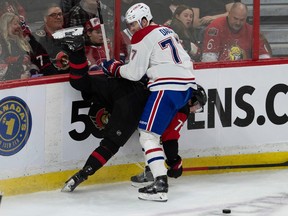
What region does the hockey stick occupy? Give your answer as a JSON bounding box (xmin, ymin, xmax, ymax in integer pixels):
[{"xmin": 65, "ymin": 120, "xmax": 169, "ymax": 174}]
[
  {"xmin": 96, "ymin": 0, "xmax": 110, "ymax": 60},
  {"xmin": 183, "ymin": 160, "xmax": 288, "ymax": 172},
  {"xmin": 0, "ymin": 193, "xmax": 2, "ymax": 207}
]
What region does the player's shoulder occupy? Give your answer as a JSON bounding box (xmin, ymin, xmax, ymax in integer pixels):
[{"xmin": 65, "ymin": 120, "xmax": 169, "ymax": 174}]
[{"xmin": 131, "ymin": 25, "xmax": 162, "ymax": 44}]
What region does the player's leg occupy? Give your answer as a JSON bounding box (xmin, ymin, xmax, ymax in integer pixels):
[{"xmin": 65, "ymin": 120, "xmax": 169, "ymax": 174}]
[
  {"xmin": 137, "ymin": 90, "xmax": 192, "ymax": 201},
  {"xmin": 162, "ymin": 107, "xmax": 188, "ymax": 178},
  {"xmin": 130, "ymin": 149, "xmax": 154, "ymax": 187},
  {"xmin": 138, "ymin": 129, "xmax": 168, "ymax": 202},
  {"xmin": 62, "ymin": 84, "xmax": 148, "ymax": 192},
  {"xmin": 137, "ymin": 91, "xmax": 172, "ymax": 201},
  {"xmin": 62, "ymin": 139, "xmax": 120, "ymax": 192},
  {"xmin": 131, "ymin": 105, "xmax": 189, "ymax": 187}
]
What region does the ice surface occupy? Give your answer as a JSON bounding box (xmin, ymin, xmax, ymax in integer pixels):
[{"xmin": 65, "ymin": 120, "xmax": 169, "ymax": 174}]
[{"xmin": 1, "ymin": 169, "xmax": 288, "ymax": 216}]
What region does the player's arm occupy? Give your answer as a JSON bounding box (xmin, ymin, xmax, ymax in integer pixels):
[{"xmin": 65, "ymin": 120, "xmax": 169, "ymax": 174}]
[{"xmin": 102, "ymin": 41, "xmax": 150, "ymax": 81}]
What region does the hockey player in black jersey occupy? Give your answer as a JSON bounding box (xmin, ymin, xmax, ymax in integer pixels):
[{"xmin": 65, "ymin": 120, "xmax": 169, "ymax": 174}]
[{"xmin": 59, "ymin": 33, "xmax": 150, "ymax": 193}]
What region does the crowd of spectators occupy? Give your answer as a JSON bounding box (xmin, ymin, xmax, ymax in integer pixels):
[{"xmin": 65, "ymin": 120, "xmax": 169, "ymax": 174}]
[{"xmin": 0, "ymin": 0, "xmax": 272, "ymax": 82}]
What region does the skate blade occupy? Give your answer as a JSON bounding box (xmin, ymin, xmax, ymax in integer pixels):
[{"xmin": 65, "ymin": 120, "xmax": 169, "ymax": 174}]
[
  {"xmin": 138, "ymin": 192, "xmax": 168, "ymax": 202},
  {"xmin": 131, "ymin": 181, "xmax": 153, "ymax": 188},
  {"xmin": 61, "ymin": 179, "xmax": 75, "ymax": 192},
  {"xmin": 52, "ymin": 27, "xmax": 84, "ymax": 39}
]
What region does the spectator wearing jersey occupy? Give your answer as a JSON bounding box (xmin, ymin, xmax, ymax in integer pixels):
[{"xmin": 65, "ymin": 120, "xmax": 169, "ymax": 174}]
[
  {"xmin": 33, "ymin": 4, "xmax": 70, "ymax": 74},
  {"xmin": 84, "ymin": 17, "xmax": 128, "ymax": 70},
  {"xmin": 84, "ymin": 17, "xmax": 112, "ymax": 71},
  {"xmin": 0, "ymin": 12, "xmax": 37, "ymax": 81},
  {"xmin": 169, "ymin": 5, "xmax": 201, "ymax": 61},
  {"xmin": 0, "ymin": 2, "xmax": 57, "ymax": 77},
  {"xmin": 201, "ymin": 2, "xmax": 271, "ymax": 62}
]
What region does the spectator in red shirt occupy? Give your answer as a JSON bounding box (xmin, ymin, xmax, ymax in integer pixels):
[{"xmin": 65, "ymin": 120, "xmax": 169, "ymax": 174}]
[
  {"xmin": 84, "ymin": 17, "xmax": 112, "ymax": 71},
  {"xmin": 201, "ymin": 2, "xmax": 271, "ymax": 62}
]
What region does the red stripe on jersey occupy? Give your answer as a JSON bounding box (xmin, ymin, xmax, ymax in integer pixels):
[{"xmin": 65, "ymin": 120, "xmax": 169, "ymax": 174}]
[
  {"xmin": 91, "ymin": 151, "xmax": 107, "ymax": 165},
  {"xmin": 145, "ymin": 148, "xmax": 163, "ymax": 155},
  {"xmin": 69, "ymin": 74, "xmax": 83, "ymax": 80},
  {"xmin": 69, "ymin": 61, "xmax": 88, "ymax": 69},
  {"xmin": 131, "ymin": 25, "xmax": 162, "ymax": 44},
  {"xmin": 147, "ymin": 90, "xmax": 163, "ymax": 131},
  {"xmin": 88, "ymin": 70, "xmax": 104, "ymax": 76}
]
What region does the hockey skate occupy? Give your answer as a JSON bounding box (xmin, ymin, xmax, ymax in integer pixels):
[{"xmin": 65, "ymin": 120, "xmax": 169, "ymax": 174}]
[
  {"xmin": 52, "ymin": 27, "xmax": 85, "ymax": 52},
  {"xmin": 138, "ymin": 175, "xmax": 168, "ymax": 202},
  {"xmin": 130, "ymin": 166, "xmax": 154, "ymax": 188},
  {"xmin": 61, "ymin": 166, "xmax": 93, "ymax": 192}
]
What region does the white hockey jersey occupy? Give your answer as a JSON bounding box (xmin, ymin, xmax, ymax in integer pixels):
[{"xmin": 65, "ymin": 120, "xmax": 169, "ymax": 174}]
[{"xmin": 119, "ymin": 25, "xmax": 196, "ymax": 91}]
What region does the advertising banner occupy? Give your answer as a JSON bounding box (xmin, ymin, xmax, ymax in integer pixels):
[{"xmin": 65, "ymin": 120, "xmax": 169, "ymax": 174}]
[{"xmin": 0, "ymin": 64, "xmax": 287, "ymax": 180}]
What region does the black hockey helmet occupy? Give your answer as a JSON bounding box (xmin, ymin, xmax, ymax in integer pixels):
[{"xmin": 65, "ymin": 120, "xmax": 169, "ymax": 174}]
[{"xmin": 190, "ymin": 84, "xmax": 207, "ymax": 111}]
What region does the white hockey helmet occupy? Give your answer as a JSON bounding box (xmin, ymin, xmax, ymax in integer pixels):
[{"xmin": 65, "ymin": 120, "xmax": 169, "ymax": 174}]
[{"xmin": 125, "ymin": 3, "xmax": 153, "ymax": 25}]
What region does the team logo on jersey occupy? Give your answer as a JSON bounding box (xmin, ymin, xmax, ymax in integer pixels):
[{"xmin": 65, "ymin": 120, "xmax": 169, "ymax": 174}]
[
  {"xmin": 207, "ymin": 27, "xmax": 218, "ymax": 36},
  {"xmin": 53, "ymin": 51, "xmax": 69, "ymax": 70},
  {"xmin": 228, "ymin": 45, "xmax": 245, "ymax": 60},
  {"xmin": 0, "ymin": 96, "xmax": 32, "ymax": 156},
  {"xmin": 90, "ymin": 106, "xmax": 110, "ymax": 130},
  {"xmin": 35, "ymin": 29, "xmax": 46, "ymax": 37}
]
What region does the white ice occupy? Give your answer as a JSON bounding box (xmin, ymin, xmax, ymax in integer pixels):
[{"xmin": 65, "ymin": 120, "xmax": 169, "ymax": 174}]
[{"xmin": 1, "ymin": 169, "xmax": 288, "ymax": 216}]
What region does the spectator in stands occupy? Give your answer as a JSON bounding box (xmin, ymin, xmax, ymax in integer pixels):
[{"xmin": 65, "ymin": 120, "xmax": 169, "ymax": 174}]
[
  {"xmin": 0, "ymin": 0, "xmax": 26, "ymax": 18},
  {"xmin": 0, "ymin": 1, "xmax": 58, "ymax": 77},
  {"xmin": 84, "ymin": 17, "xmax": 128, "ymax": 70},
  {"xmin": 60, "ymin": 0, "xmax": 80, "ymax": 15},
  {"xmin": 180, "ymin": 0, "xmax": 235, "ymax": 43},
  {"xmin": 181, "ymin": 0, "xmax": 235, "ymax": 28},
  {"xmin": 33, "ymin": 4, "xmax": 70, "ymax": 74},
  {"xmin": 201, "ymin": 2, "xmax": 271, "ymax": 62},
  {"xmin": 0, "ymin": 12, "xmax": 37, "ymax": 81},
  {"xmin": 83, "ymin": 17, "xmax": 112, "ymax": 71},
  {"xmin": 60, "ymin": 0, "xmax": 81, "ymax": 27},
  {"xmin": 66, "ymin": 0, "xmax": 114, "ymax": 38},
  {"xmin": 169, "ymin": 5, "xmax": 201, "ymax": 61},
  {"xmin": 66, "ymin": 0, "xmax": 98, "ymax": 27}
]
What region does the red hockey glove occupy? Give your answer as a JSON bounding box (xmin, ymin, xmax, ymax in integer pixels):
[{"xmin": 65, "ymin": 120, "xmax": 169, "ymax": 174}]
[{"xmin": 102, "ymin": 59, "xmax": 123, "ymax": 78}]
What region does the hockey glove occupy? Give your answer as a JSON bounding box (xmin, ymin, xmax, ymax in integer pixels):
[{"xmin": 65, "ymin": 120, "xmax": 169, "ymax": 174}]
[
  {"xmin": 166, "ymin": 155, "xmax": 183, "ymax": 178},
  {"xmin": 102, "ymin": 59, "xmax": 123, "ymax": 78}
]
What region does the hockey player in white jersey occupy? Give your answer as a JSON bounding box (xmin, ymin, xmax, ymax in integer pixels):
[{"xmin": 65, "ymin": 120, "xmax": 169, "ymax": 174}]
[{"xmin": 102, "ymin": 3, "xmax": 197, "ymax": 202}]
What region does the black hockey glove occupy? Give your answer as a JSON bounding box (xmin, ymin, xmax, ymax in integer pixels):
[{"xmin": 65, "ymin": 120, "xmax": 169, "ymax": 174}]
[{"xmin": 166, "ymin": 155, "xmax": 183, "ymax": 178}]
